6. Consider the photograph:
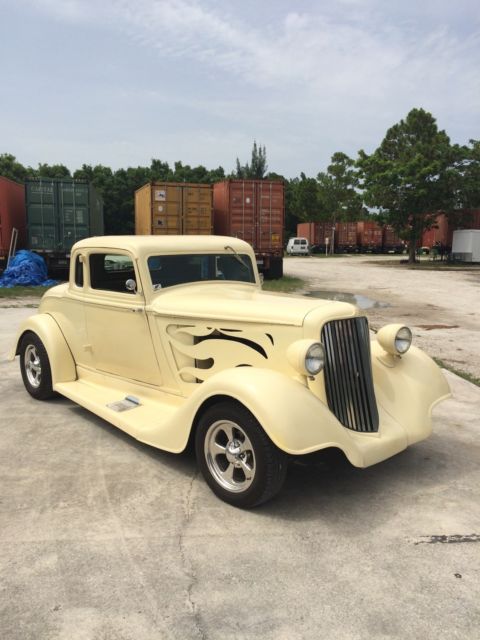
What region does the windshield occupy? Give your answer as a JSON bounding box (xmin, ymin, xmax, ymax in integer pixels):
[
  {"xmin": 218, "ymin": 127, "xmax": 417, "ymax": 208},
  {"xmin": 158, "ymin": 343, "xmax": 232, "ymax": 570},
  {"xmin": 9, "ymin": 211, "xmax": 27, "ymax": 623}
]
[{"xmin": 147, "ymin": 253, "xmax": 256, "ymax": 290}]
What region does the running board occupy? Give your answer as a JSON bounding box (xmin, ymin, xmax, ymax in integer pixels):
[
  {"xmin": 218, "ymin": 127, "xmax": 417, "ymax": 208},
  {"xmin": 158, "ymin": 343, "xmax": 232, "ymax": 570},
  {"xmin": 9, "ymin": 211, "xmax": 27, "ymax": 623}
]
[{"xmin": 54, "ymin": 374, "xmax": 185, "ymax": 451}]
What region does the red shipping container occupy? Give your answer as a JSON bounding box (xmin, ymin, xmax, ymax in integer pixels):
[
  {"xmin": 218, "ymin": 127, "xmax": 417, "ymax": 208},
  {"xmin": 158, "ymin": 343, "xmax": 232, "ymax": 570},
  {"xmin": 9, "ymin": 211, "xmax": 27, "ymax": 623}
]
[
  {"xmin": 456, "ymin": 208, "xmax": 480, "ymax": 230},
  {"xmin": 335, "ymin": 222, "xmax": 357, "ymax": 248},
  {"xmin": 383, "ymin": 225, "xmax": 403, "ymax": 251},
  {"xmin": 471, "ymin": 209, "xmax": 480, "ymax": 229},
  {"xmin": 213, "ymin": 179, "xmax": 284, "ymax": 277},
  {"xmin": 357, "ymin": 220, "xmax": 383, "ymax": 251},
  {"xmin": 297, "ymin": 221, "xmax": 334, "ymax": 246},
  {"xmin": 0, "ymin": 176, "xmax": 26, "ymax": 263},
  {"xmin": 421, "ymin": 213, "xmax": 453, "ymax": 248}
]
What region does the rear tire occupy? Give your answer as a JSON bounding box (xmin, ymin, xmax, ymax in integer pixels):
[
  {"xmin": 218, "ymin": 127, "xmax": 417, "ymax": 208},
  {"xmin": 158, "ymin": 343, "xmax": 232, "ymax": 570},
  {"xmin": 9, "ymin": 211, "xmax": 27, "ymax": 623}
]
[
  {"xmin": 195, "ymin": 401, "xmax": 288, "ymax": 508},
  {"xmin": 19, "ymin": 332, "xmax": 56, "ymax": 400}
]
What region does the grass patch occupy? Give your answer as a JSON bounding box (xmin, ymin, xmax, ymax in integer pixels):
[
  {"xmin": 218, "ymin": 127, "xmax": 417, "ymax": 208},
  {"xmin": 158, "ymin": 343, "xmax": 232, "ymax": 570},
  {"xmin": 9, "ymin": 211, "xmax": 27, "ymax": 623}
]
[
  {"xmin": 433, "ymin": 357, "xmax": 480, "ymax": 388},
  {"xmin": 0, "ymin": 286, "xmax": 54, "ymax": 298},
  {"xmin": 262, "ymin": 276, "xmax": 305, "ymax": 293}
]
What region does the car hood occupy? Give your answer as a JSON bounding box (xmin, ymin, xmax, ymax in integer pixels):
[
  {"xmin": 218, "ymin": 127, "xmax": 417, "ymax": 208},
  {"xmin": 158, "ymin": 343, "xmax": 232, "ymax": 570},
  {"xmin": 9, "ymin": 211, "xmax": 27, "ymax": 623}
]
[{"xmin": 148, "ymin": 283, "xmax": 357, "ymax": 326}]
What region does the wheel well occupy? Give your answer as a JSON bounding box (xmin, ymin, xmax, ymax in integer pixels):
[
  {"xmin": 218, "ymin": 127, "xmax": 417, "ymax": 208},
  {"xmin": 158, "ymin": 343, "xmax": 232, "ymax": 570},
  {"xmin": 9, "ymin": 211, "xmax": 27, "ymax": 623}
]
[
  {"xmin": 186, "ymin": 394, "xmax": 246, "ymax": 452},
  {"xmin": 16, "ymin": 330, "xmax": 35, "ymax": 355}
]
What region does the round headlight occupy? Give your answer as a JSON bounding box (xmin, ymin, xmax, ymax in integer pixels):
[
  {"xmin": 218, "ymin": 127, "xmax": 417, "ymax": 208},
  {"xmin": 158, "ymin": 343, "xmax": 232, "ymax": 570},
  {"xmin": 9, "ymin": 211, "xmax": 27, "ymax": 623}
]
[
  {"xmin": 394, "ymin": 326, "xmax": 412, "ymax": 354},
  {"xmin": 377, "ymin": 323, "xmax": 413, "ymax": 357},
  {"xmin": 305, "ymin": 343, "xmax": 325, "ymax": 375}
]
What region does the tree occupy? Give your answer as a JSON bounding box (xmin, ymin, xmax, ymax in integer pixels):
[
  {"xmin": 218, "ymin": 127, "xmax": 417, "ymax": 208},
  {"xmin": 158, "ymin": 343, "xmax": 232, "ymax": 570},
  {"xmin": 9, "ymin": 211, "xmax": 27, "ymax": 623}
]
[
  {"xmin": 316, "ymin": 152, "xmax": 363, "ymax": 228},
  {"xmin": 455, "ymin": 139, "xmax": 480, "ymax": 210},
  {"xmin": 0, "ymin": 153, "xmax": 29, "ymax": 182},
  {"xmin": 358, "ymin": 108, "xmax": 458, "ymax": 263},
  {"xmin": 235, "ymin": 141, "xmax": 268, "ymax": 179},
  {"xmin": 289, "ymin": 173, "xmax": 320, "ymax": 221},
  {"xmin": 36, "ymin": 163, "xmax": 71, "ymax": 178}
]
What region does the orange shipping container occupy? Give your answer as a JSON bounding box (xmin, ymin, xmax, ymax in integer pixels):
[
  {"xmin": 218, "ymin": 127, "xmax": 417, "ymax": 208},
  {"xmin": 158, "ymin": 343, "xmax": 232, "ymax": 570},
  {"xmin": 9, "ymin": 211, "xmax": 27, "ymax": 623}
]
[
  {"xmin": 0, "ymin": 176, "xmax": 26, "ymax": 263},
  {"xmin": 135, "ymin": 182, "xmax": 213, "ymax": 236}
]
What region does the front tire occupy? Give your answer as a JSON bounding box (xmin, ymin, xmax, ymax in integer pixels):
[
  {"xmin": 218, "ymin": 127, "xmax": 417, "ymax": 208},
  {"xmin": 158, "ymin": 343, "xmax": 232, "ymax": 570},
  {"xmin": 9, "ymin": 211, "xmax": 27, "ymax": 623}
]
[
  {"xmin": 19, "ymin": 332, "xmax": 55, "ymax": 400},
  {"xmin": 195, "ymin": 401, "xmax": 287, "ymax": 508}
]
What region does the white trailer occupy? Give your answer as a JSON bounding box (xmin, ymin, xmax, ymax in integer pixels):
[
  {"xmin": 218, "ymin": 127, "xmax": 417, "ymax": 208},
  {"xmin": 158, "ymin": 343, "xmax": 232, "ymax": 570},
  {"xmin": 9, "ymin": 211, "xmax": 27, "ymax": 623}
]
[{"xmin": 452, "ymin": 229, "xmax": 480, "ymax": 263}]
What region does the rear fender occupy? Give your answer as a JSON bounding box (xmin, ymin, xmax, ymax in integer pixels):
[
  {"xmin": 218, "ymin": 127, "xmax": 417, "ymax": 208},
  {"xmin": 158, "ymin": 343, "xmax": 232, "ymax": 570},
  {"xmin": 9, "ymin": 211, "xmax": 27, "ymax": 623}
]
[{"xmin": 10, "ymin": 314, "xmax": 76, "ymax": 385}]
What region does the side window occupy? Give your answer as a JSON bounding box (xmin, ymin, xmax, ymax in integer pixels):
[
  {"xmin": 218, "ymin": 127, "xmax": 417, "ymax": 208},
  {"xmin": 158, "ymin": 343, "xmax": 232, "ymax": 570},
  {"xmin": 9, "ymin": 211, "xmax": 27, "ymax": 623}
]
[
  {"xmin": 74, "ymin": 255, "xmax": 84, "ymax": 287},
  {"xmin": 89, "ymin": 253, "xmax": 136, "ymax": 294}
]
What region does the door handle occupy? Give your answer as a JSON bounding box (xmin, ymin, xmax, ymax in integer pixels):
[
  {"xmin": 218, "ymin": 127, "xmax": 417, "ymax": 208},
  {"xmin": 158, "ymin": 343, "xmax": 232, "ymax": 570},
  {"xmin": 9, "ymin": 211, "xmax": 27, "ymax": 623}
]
[{"xmin": 132, "ymin": 308, "xmax": 144, "ymax": 313}]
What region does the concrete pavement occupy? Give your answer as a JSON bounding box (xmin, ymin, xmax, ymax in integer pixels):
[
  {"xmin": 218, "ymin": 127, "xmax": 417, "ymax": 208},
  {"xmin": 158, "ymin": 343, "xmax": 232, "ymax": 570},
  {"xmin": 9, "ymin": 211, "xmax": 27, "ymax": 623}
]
[{"xmin": 1, "ymin": 306, "xmax": 479, "ymax": 639}]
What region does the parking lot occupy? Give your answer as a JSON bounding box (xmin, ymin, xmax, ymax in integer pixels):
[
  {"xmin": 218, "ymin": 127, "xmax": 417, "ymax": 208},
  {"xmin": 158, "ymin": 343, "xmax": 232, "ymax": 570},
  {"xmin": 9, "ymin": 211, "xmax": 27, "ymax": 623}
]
[
  {"xmin": 285, "ymin": 254, "xmax": 480, "ymax": 380},
  {"xmin": 1, "ymin": 257, "xmax": 480, "ymax": 639}
]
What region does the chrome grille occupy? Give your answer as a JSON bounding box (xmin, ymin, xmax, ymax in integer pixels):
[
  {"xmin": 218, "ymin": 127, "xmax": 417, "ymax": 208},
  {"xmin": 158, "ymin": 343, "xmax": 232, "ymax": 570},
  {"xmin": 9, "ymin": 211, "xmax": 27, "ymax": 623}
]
[{"xmin": 321, "ymin": 317, "xmax": 379, "ymax": 433}]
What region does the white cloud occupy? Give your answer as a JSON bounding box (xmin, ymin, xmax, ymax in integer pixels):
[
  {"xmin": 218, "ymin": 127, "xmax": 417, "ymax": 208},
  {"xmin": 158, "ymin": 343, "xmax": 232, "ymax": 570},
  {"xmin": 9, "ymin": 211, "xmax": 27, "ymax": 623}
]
[
  {"xmin": 8, "ymin": 0, "xmax": 480, "ymax": 174},
  {"xmin": 25, "ymin": 0, "xmax": 478, "ymax": 106}
]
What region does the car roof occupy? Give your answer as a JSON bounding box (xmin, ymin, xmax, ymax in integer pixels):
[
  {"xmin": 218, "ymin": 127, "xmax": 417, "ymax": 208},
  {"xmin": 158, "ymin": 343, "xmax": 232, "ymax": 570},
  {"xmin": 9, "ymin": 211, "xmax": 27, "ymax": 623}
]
[{"xmin": 72, "ymin": 235, "xmax": 254, "ymax": 258}]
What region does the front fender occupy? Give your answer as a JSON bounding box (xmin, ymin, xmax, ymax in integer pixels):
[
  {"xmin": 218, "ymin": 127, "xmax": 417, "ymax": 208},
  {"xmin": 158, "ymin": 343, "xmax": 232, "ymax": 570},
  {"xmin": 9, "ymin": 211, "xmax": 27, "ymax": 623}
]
[
  {"xmin": 161, "ymin": 367, "xmax": 370, "ymax": 464},
  {"xmin": 10, "ymin": 314, "xmax": 76, "ymax": 385},
  {"xmin": 371, "ymin": 342, "xmax": 451, "ymax": 445}
]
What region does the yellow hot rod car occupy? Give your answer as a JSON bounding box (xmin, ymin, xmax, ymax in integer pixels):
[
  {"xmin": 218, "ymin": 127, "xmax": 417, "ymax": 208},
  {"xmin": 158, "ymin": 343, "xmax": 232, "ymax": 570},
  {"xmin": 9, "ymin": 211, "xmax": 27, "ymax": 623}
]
[{"xmin": 11, "ymin": 236, "xmax": 450, "ymax": 507}]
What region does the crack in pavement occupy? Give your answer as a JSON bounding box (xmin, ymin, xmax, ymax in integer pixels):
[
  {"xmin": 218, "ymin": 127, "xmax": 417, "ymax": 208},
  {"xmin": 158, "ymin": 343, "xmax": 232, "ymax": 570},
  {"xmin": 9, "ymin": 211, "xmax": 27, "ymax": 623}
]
[{"xmin": 178, "ymin": 470, "xmax": 207, "ymax": 640}]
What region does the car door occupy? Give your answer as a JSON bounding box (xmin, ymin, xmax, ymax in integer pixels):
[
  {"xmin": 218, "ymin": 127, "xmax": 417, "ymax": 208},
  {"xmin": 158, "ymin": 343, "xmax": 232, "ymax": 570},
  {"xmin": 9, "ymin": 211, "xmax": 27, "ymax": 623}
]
[{"xmin": 83, "ymin": 250, "xmax": 162, "ymax": 385}]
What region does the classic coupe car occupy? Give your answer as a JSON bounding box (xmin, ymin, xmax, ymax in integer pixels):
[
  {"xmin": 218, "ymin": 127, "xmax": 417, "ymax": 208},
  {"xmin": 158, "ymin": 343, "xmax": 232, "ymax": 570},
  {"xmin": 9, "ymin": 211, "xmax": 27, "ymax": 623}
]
[{"xmin": 11, "ymin": 236, "xmax": 450, "ymax": 507}]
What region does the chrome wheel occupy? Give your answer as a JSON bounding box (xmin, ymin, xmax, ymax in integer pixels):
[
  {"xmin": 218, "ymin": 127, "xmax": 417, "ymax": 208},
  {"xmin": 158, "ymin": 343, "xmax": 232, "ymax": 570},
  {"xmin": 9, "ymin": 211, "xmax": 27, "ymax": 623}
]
[
  {"xmin": 19, "ymin": 333, "xmax": 55, "ymax": 401},
  {"xmin": 204, "ymin": 419, "xmax": 256, "ymax": 493},
  {"xmin": 24, "ymin": 344, "xmax": 42, "ymax": 388}
]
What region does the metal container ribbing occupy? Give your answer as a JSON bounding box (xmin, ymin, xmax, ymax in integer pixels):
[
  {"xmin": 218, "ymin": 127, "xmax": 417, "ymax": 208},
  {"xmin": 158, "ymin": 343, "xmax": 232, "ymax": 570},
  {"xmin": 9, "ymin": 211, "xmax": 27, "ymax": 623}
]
[
  {"xmin": 321, "ymin": 317, "xmax": 379, "ymax": 433},
  {"xmin": 135, "ymin": 182, "xmax": 213, "ymax": 236},
  {"xmin": 25, "ymin": 178, "xmax": 104, "ymax": 254}
]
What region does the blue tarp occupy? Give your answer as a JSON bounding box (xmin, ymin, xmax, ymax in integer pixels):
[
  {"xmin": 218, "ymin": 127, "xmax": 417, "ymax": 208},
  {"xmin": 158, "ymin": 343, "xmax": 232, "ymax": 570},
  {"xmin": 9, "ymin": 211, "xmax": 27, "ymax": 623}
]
[{"xmin": 0, "ymin": 250, "xmax": 58, "ymax": 288}]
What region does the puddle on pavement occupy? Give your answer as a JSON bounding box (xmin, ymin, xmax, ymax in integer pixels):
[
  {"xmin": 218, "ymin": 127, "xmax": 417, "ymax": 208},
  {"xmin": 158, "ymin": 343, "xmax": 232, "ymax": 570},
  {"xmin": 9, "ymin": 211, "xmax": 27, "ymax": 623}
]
[{"xmin": 305, "ymin": 290, "xmax": 390, "ymax": 309}]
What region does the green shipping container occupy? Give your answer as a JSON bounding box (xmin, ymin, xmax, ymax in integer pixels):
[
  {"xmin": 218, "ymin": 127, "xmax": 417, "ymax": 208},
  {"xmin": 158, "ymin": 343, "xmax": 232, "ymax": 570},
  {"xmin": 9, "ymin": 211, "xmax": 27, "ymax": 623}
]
[{"xmin": 25, "ymin": 178, "xmax": 104, "ymax": 254}]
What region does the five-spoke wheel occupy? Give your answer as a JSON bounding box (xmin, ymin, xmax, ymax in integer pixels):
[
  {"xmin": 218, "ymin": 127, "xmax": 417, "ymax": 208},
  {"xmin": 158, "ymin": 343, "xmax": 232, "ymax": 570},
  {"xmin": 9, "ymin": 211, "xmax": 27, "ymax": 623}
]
[
  {"xmin": 196, "ymin": 401, "xmax": 287, "ymax": 508},
  {"xmin": 19, "ymin": 332, "xmax": 55, "ymax": 400},
  {"xmin": 204, "ymin": 419, "xmax": 256, "ymax": 493}
]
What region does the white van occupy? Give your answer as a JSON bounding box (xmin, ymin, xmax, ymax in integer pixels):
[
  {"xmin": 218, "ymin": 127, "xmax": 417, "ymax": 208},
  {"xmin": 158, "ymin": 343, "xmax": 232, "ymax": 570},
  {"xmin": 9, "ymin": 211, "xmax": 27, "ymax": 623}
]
[{"xmin": 286, "ymin": 237, "xmax": 310, "ymax": 256}]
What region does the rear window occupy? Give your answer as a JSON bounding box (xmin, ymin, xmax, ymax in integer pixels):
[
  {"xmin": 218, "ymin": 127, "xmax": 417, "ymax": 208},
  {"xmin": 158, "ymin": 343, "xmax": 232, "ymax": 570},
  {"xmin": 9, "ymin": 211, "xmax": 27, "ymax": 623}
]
[{"xmin": 147, "ymin": 253, "xmax": 255, "ymax": 290}]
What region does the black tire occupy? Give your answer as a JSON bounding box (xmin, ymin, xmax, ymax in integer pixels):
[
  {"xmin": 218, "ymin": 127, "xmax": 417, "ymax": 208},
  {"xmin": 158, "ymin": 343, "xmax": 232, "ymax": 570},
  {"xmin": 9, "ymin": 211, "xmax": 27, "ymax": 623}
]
[
  {"xmin": 19, "ymin": 332, "xmax": 56, "ymax": 400},
  {"xmin": 195, "ymin": 400, "xmax": 288, "ymax": 508},
  {"xmin": 267, "ymin": 256, "xmax": 283, "ymax": 279}
]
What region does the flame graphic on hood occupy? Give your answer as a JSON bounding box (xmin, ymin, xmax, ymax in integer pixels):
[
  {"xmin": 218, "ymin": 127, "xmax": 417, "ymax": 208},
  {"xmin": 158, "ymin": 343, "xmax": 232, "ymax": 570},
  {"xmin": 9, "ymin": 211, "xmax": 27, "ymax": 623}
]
[{"xmin": 168, "ymin": 325, "xmax": 273, "ymax": 382}]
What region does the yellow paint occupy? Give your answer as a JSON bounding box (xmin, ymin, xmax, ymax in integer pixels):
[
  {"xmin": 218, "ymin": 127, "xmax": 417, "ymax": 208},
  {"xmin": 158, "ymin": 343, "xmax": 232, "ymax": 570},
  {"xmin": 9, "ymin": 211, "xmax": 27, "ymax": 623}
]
[{"xmin": 10, "ymin": 235, "xmax": 451, "ymax": 468}]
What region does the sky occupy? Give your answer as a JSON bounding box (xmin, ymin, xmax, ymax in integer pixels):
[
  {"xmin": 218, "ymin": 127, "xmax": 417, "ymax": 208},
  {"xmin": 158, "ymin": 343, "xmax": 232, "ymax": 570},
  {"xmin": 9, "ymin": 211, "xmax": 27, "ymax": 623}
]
[{"xmin": 0, "ymin": 0, "xmax": 479, "ymax": 178}]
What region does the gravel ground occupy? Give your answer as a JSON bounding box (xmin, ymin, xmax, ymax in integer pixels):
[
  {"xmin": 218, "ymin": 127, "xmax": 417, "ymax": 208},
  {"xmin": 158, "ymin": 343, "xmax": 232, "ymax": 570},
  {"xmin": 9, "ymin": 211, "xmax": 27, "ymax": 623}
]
[{"xmin": 284, "ymin": 255, "xmax": 480, "ymax": 380}]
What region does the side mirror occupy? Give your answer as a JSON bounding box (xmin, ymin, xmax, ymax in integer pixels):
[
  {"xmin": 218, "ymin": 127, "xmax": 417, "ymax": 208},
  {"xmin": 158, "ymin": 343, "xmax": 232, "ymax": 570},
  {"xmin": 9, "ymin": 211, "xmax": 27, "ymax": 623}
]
[
  {"xmin": 125, "ymin": 278, "xmax": 137, "ymax": 293},
  {"xmin": 259, "ymin": 273, "xmax": 264, "ymax": 285}
]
